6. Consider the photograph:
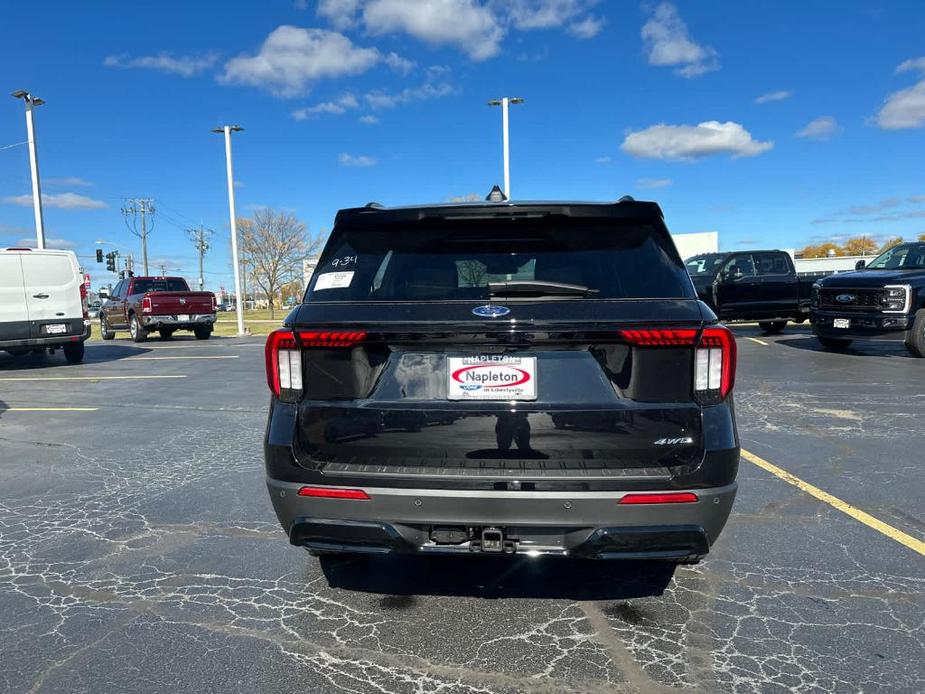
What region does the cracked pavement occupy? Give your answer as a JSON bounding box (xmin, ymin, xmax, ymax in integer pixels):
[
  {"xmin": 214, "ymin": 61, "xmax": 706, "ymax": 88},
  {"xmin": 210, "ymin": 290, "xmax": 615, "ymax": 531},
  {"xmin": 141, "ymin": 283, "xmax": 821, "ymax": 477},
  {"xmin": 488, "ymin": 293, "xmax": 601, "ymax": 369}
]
[{"xmin": 0, "ymin": 328, "xmax": 922, "ymax": 693}]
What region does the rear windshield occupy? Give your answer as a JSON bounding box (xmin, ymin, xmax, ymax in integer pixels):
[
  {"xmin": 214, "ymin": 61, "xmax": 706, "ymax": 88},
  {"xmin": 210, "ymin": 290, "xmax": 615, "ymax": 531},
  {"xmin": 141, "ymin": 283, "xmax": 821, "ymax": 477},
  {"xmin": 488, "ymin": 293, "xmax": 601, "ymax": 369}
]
[
  {"xmin": 305, "ymin": 219, "xmax": 694, "ymax": 302},
  {"xmin": 132, "ymin": 278, "xmax": 189, "ymax": 293}
]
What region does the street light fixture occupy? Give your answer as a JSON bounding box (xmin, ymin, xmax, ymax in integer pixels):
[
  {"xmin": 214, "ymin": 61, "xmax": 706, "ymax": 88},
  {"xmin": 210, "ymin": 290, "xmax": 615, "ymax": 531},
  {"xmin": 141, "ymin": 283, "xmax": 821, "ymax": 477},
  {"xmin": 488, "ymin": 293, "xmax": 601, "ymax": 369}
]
[
  {"xmin": 11, "ymin": 90, "xmax": 46, "ymax": 249},
  {"xmin": 487, "ymin": 97, "xmax": 524, "ymax": 199},
  {"xmin": 212, "ymin": 125, "xmax": 246, "ymax": 336}
]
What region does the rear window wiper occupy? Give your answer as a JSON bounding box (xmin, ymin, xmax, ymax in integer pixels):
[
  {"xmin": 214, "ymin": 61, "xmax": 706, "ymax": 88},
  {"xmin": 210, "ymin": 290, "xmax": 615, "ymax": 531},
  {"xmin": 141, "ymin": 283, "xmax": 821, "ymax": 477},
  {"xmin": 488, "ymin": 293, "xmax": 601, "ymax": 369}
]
[{"xmin": 488, "ymin": 280, "xmax": 599, "ymax": 297}]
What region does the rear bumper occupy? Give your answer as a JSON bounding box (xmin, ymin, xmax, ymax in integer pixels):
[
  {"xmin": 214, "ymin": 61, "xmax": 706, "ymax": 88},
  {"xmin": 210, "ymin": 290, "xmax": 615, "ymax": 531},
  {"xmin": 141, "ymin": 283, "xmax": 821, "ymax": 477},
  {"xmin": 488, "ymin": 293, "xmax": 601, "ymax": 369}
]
[
  {"xmin": 267, "ymin": 479, "xmax": 737, "ymax": 560},
  {"xmin": 141, "ymin": 313, "xmax": 215, "ymax": 328},
  {"xmin": 0, "ymin": 321, "xmax": 90, "ymax": 349}
]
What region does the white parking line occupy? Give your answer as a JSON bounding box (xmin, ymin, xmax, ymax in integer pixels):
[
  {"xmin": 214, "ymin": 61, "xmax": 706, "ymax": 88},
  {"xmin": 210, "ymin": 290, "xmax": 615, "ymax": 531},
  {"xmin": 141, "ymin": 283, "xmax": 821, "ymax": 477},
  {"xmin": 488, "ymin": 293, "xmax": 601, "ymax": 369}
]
[
  {"xmin": 123, "ymin": 355, "xmax": 240, "ymax": 361},
  {"xmin": 746, "ymin": 337, "xmax": 769, "ymax": 346},
  {"xmin": 3, "ymin": 407, "xmax": 99, "ymax": 412}
]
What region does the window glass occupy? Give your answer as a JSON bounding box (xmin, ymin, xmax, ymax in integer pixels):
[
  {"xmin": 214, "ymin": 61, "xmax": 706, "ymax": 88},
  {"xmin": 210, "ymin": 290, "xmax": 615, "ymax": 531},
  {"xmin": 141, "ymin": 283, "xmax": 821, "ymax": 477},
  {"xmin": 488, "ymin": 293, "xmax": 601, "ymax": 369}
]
[
  {"xmin": 754, "ymin": 252, "xmax": 790, "ymax": 275},
  {"xmin": 685, "ymin": 254, "xmax": 726, "ymax": 276},
  {"xmin": 866, "ymin": 243, "xmax": 925, "ymax": 270},
  {"xmin": 130, "ymin": 278, "xmax": 190, "ymax": 294},
  {"xmin": 304, "ymin": 219, "xmax": 694, "ymax": 302},
  {"xmin": 722, "ymin": 254, "xmax": 757, "ymax": 278}
]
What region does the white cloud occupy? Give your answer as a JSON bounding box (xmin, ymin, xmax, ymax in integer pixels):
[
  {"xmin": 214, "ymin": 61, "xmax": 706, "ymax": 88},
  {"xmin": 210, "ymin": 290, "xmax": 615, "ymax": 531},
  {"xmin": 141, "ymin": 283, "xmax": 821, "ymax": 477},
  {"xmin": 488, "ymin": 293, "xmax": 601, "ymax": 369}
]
[
  {"xmin": 364, "ymin": 81, "xmax": 454, "ymax": 109},
  {"xmin": 641, "ymin": 2, "xmax": 718, "ymax": 78},
  {"xmin": 104, "ymin": 52, "xmax": 218, "ymax": 77},
  {"xmin": 44, "ymin": 176, "xmax": 93, "ymax": 187},
  {"xmin": 896, "ymin": 56, "xmax": 925, "ymax": 74},
  {"xmin": 594, "ymin": 155, "xmax": 612, "ymax": 164},
  {"xmin": 359, "ymin": 114, "xmax": 380, "ymax": 124},
  {"xmin": 636, "ymin": 177, "xmax": 672, "ymax": 189},
  {"xmin": 16, "ymin": 236, "xmax": 77, "ymax": 250},
  {"xmin": 338, "ymin": 153, "xmax": 377, "ymax": 167},
  {"xmin": 3, "ymin": 192, "xmax": 108, "ymax": 209},
  {"xmin": 220, "ymin": 26, "xmax": 408, "ymax": 97},
  {"xmin": 621, "ymin": 121, "xmax": 772, "ymax": 161},
  {"xmin": 755, "ymin": 90, "xmax": 792, "ymax": 104},
  {"xmin": 292, "ymin": 93, "xmax": 359, "ymax": 120},
  {"xmin": 363, "ymin": 0, "xmax": 504, "ymax": 61},
  {"xmin": 317, "ymin": 0, "xmax": 361, "ymax": 28},
  {"xmin": 795, "ymin": 115, "xmax": 840, "ymax": 140},
  {"xmin": 568, "ymin": 15, "xmax": 604, "ymax": 39},
  {"xmin": 875, "ymin": 79, "xmax": 925, "ymax": 130},
  {"xmin": 505, "ymin": 0, "xmax": 602, "ymax": 37}
]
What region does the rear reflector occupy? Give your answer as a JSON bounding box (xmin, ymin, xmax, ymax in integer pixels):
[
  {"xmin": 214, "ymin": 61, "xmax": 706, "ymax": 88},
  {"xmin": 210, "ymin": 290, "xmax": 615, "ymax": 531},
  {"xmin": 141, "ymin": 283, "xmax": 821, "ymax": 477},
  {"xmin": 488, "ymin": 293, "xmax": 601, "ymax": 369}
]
[
  {"xmin": 297, "ymin": 486, "xmax": 370, "ymax": 500},
  {"xmin": 618, "ymin": 492, "xmax": 698, "ymax": 505}
]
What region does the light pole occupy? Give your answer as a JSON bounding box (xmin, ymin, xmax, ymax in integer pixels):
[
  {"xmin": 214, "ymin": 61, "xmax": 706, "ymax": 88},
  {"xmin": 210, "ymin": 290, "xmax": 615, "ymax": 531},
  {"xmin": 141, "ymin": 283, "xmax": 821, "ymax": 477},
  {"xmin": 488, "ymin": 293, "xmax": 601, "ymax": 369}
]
[
  {"xmin": 487, "ymin": 97, "xmax": 523, "ymax": 199},
  {"xmin": 11, "ymin": 90, "xmax": 46, "ymax": 249},
  {"xmin": 212, "ymin": 125, "xmax": 245, "ymax": 336}
]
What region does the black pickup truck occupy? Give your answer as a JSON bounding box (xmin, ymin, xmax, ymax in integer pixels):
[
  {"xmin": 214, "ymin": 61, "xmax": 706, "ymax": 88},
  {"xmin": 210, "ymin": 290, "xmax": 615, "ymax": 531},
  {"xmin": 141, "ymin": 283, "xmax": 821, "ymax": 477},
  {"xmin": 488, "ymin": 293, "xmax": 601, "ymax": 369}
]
[
  {"xmin": 811, "ymin": 241, "xmax": 925, "ymax": 357},
  {"xmin": 685, "ymin": 250, "xmax": 823, "ymax": 335}
]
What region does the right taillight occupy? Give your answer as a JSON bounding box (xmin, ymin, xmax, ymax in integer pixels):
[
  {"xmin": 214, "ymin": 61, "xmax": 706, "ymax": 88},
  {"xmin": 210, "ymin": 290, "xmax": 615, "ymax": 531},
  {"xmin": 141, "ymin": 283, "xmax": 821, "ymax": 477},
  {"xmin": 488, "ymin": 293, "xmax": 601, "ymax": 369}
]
[
  {"xmin": 695, "ymin": 326, "xmax": 736, "ymax": 403},
  {"xmin": 264, "ymin": 328, "xmax": 366, "ymax": 399}
]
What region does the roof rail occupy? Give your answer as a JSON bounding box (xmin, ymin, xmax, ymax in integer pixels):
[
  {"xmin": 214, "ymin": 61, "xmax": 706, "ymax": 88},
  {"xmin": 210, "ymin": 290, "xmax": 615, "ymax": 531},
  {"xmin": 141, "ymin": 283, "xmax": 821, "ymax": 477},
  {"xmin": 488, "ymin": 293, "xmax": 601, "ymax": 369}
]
[
  {"xmin": 364, "ymin": 201, "xmax": 384, "ymax": 209},
  {"xmin": 617, "ymin": 195, "xmax": 635, "ymax": 203}
]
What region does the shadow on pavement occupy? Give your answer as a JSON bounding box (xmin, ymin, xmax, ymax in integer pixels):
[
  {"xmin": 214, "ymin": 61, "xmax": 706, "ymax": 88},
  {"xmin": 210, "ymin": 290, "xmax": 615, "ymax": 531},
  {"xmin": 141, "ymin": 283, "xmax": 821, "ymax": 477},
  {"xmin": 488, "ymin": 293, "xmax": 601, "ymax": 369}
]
[
  {"xmin": 319, "ymin": 553, "xmax": 677, "ymax": 600},
  {"xmin": 776, "ymin": 337, "xmax": 912, "ymax": 359},
  {"xmin": 0, "ymin": 344, "xmax": 152, "ymax": 370}
]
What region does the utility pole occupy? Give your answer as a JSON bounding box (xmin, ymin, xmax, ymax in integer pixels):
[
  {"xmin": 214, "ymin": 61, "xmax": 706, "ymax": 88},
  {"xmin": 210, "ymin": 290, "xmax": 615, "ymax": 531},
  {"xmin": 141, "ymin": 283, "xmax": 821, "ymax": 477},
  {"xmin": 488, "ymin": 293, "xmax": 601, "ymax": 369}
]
[
  {"xmin": 212, "ymin": 125, "xmax": 245, "ymax": 336},
  {"xmin": 121, "ymin": 198, "xmax": 155, "ymax": 274},
  {"xmin": 185, "ymin": 224, "xmax": 214, "ymax": 290},
  {"xmin": 11, "ymin": 90, "xmax": 46, "ymax": 248},
  {"xmin": 487, "ymin": 97, "xmax": 524, "ymax": 199}
]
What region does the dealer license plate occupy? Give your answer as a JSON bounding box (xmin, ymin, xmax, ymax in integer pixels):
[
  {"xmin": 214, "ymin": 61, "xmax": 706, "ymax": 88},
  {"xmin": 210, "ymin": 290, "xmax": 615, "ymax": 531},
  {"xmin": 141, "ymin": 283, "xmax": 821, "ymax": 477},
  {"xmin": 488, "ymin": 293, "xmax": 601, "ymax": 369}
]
[
  {"xmin": 447, "ymin": 356, "xmax": 537, "ymax": 401},
  {"xmin": 45, "ymin": 323, "xmax": 67, "ymax": 334},
  {"xmin": 833, "ymin": 318, "xmax": 850, "ymax": 329}
]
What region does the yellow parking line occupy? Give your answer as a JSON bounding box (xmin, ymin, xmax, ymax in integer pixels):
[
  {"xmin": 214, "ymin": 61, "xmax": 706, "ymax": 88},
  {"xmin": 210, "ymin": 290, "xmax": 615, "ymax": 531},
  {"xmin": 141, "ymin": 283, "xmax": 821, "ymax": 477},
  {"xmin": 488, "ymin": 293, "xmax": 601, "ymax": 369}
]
[
  {"xmin": 746, "ymin": 337, "xmax": 769, "ymax": 346},
  {"xmin": 4, "ymin": 407, "xmax": 98, "ymax": 412},
  {"xmin": 0, "ymin": 375, "xmax": 187, "ymax": 381},
  {"xmin": 741, "ymin": 448, "xmax": 925, "ymax": 557},
  {"xmin": 123, "ymin": 355, "xmax": 239, "ymax": 361}
]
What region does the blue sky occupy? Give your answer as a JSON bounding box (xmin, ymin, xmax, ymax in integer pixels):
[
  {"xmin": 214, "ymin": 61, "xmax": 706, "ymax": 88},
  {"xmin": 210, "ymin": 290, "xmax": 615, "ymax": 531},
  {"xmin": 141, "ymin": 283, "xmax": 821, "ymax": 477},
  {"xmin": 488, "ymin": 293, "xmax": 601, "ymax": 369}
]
[{"xmin": 2, "ymin": 1, "xmax": 925, "ymax": 291}]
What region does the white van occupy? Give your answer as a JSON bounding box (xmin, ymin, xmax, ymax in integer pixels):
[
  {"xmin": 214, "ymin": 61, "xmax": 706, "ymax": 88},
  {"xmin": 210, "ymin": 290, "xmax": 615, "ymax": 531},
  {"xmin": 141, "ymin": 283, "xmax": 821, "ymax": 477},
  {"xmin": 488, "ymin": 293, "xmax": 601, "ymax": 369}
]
[{"xmin": 0, "ymin": 248, "xmax": 90, "ymax": 364}]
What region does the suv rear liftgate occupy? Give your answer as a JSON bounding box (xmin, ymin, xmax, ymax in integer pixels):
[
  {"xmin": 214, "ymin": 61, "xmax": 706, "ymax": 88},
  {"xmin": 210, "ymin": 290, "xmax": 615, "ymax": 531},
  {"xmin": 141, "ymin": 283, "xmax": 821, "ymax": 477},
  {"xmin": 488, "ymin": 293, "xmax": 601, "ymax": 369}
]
[{"xmin": 264, "ymin": 199, "xmax": 739, "ymax": 561}]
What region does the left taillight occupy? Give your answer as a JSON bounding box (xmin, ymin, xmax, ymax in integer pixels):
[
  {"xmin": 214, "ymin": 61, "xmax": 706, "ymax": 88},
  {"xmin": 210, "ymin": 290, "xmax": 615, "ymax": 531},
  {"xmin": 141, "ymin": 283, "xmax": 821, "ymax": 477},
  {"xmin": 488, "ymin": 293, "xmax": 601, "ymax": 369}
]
[
  {"xmin": 141, "ymin": 296, "xmax": 152, "ymax": 313},
  {"xmin": 264, "ymin": 328, "xmax": 366, "ymax": 399}
]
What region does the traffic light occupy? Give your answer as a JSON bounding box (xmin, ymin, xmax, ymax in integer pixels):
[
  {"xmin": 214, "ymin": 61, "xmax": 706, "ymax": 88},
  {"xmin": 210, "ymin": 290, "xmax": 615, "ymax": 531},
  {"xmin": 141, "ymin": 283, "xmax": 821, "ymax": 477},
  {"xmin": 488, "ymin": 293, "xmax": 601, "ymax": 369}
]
[
  {"xmin": 96, "ymin": 249, "xmax": 103, "ymax": 263},
  {"xmin": 105, "ymin": 252, "xmax": 116, "ymax": 272},
  {"xmin": 119, "ymin": 270, "xmax": 125, "ymax": 279}
]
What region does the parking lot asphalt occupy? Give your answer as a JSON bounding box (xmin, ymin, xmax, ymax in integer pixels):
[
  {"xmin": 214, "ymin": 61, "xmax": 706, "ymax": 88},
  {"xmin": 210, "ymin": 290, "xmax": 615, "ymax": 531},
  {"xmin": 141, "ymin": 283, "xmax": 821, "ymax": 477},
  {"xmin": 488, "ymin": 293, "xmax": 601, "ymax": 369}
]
[{"xmin": 0, "ymin": 327, "xmax": 923, "ymax": 694}]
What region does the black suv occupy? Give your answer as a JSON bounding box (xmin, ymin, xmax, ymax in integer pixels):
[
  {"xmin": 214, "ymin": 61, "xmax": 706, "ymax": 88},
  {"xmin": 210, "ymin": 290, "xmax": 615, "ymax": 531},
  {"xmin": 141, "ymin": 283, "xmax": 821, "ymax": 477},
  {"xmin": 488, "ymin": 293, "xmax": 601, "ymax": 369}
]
[
  {"xmin": 263, "ymin": 195, "xmax": 739, "ymax": 563},
  {"xmin": 811, "ymin": 241, "xmax": 925, "ymax": 356}
]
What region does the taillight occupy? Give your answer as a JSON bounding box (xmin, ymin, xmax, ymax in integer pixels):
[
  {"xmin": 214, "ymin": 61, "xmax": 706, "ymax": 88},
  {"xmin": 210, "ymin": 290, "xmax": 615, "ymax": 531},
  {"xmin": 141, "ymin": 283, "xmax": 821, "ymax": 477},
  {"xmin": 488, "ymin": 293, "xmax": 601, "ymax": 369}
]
[
  {"xmin": 617, "ymin": 326, "xmax": 736, "ymax": 403},
  {"xmin": 695, "ymin": 327, "xmax": 736, "ymax": 402},
  {"xmin": 79, "ymin": 284, "xmax": 89, "ymax": 319},
  {"xmin": 264, "ymin": 329, "xmax": 366, "ymax": 398},
  {"xmin": 141, "ymin": 296, "xmax": 152, "ymax": 313}
]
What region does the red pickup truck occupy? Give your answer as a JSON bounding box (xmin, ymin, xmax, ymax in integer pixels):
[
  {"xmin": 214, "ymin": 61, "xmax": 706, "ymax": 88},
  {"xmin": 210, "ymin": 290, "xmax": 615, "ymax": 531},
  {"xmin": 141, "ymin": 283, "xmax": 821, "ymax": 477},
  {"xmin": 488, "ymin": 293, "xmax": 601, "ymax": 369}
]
[{"xmin": 99, "ymin": 276, "xmax": 216, "ymax": 342}]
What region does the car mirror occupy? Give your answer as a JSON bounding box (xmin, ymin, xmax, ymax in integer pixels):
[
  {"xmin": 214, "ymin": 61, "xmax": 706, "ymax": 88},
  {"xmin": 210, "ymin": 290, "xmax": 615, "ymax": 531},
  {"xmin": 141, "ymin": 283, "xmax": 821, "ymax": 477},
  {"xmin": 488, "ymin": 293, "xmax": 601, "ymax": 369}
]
[{"xmin": 855, "ymin": 259, "xmax": 866, "ymax": 270}]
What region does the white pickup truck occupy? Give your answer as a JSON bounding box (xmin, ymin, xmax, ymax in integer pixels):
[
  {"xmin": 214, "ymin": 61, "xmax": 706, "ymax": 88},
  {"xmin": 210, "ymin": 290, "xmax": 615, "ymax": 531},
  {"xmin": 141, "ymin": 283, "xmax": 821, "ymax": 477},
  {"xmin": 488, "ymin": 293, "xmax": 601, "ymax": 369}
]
[{"xmin": 0, "ymin": 248, "xmax": 90, "ymax": 364}]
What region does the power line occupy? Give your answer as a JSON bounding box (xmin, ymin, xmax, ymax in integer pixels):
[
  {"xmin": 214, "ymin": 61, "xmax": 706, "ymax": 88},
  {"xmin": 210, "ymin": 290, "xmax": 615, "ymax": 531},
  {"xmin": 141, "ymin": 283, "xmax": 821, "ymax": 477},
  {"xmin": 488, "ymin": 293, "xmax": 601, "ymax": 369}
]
[
  {"xmin": 185, "ymin": 224, "xmax": 214, "ymax": 291},
  {"xmin": 121, "ymin": 198, "xmax": 155, "ymax": 274}
]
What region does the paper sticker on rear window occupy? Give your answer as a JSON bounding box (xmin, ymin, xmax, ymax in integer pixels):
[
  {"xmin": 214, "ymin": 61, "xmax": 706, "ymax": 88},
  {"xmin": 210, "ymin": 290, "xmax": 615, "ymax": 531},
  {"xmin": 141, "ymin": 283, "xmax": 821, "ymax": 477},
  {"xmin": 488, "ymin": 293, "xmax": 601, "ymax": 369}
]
[{"xmin": 314, "ymin": 271, "xmax": 354, "ymax": 290}]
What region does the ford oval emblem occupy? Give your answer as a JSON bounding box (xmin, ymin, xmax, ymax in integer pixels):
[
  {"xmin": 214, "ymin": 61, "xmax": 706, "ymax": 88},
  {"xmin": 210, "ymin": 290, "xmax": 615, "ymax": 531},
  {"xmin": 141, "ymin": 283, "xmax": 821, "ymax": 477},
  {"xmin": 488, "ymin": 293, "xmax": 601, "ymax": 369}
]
[
  {"xmin": 472, "ymin": 304, "xmax": 510, "ymax": 318},
  {"xmin": 836, "ymin": 294, "xmax": 857, "ymax": 303}
]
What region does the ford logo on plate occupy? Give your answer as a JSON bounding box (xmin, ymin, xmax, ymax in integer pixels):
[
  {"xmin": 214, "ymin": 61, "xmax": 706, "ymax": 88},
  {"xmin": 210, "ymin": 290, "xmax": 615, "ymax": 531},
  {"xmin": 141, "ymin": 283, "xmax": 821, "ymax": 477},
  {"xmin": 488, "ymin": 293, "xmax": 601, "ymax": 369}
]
[
  {"xmin": 836, "ymin": 294, "xmax": 857, "ymax": 303},
  {"xmin": 471, "ymin": 304, "xmax": 510, "ymax": 318}
]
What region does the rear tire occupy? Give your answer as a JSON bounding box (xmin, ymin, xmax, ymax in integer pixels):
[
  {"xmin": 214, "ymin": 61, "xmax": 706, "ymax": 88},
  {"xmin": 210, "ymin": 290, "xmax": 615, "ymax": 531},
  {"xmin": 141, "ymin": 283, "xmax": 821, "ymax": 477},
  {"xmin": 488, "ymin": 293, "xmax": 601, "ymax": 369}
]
[
  {"xmin": 905, "ymin": 312, "xmax": 925, "ymax": 358},
  {"xmin": 100, "ymin": 316, "xmax": 115, "ymax": 341},
  {"xmin": 129, "ymin": 314, "xmax": 147, "ymax": 343},
  {"xmin": 63, "ymin": 342, "xmax": 84, "ymax": 364},
  {"xmin": 158, "ymin": 329, "xmax": 174, "ymax": 341},
  {"xmin": 758, "ymin": 320, "xmax": 787, "ymax": 335},
  {"xmin": 818, "ymin": 336, "xmax": 851, "ymax": 350},
  {"xmin": 194, "ymin": 326, "xmax": 211, "ymax": 340}
]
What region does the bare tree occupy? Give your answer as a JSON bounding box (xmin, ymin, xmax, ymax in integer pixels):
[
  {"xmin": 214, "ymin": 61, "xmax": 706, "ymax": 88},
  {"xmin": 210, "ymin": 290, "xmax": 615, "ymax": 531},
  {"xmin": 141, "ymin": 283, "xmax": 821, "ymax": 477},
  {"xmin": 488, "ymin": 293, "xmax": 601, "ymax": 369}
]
[{"xmin": 237, "ymin": 208, "xmax": 322, "ymax": 317}]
